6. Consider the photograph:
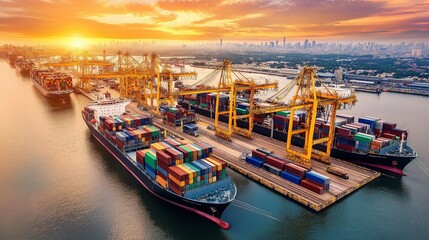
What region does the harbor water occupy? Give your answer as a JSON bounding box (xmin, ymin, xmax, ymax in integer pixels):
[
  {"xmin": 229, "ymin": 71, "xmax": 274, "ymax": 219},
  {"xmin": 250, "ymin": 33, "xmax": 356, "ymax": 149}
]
[{"xmin": 1, "ymin": 60, "xmax": 428, "ymax": 239}]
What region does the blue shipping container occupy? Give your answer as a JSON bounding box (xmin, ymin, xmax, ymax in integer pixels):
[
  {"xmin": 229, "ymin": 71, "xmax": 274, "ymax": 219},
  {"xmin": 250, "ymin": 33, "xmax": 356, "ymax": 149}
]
[
  {"xmin": 145, "ymin": 164, "xmax": 157, "ymax": 179},
  {"xmin": 245, "ymin": 156, "xmax": 265, "ymax": 168},
  {"xmin": 280, "ymin": 171, "xmax": 301, "ymax": 184},
  {"xmin": 157, "ymin": 166, "xmax": 168, "ymax": 178},
  {"xmin": 305, "ymin": 171, "xmax": 330, "ymax": 190}
]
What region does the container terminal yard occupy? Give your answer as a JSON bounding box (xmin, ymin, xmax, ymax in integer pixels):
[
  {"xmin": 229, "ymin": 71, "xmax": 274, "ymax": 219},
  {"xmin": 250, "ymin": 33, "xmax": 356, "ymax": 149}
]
[
  {"xmin": 10, "ymin": 46, "xmax": 415, "ymax": 215},
  {"xmin": 19, "ymin": 47, "xmax": 385, "ymax": 212}
]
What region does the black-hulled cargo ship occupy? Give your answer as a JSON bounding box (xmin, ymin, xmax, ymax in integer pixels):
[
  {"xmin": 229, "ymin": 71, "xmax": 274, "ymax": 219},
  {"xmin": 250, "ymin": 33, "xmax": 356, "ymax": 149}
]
[
  {"xmin": 15, "ymin": 58, "xmax": 34, "ymax": 76},
  {"xmin": 30, "ymin": 69, "xmax": 73, "ymax": 100},
  {"xmin": 177, "ymin": 99, "xmax": 417, "ymax": 177},
  {"xmin": 82, "ymin": 94, "xmax": 236, "ymax": 229}
]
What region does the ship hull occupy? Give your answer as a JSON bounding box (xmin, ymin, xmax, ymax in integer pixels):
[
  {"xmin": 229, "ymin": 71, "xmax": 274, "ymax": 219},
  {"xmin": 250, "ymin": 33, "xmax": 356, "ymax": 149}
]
[
  {"xmin": 179, "ymin": 102, "xmax": 415, "ymax": 176},
  {"xmin": 16, "ymin": 65, "xmax": 31, "ymax": 76},
  {"xmin": 328, "ymin": 147, "xmax": 414, "ymax": 176},
  {"xmin": 83, "ymin": 117, "xmax": 233, "ymax": 229},
  {"xmin": 31, "ymin": 77, "xmax": 72, "ymax": 101}
]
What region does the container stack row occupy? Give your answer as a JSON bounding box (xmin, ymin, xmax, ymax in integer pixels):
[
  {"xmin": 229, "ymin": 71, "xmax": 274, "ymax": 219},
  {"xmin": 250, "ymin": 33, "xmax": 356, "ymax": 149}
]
[
  {"xmin": 245, "ymin": 149, "xmax": 330, "ymax": 194},
  {"xmin": 31, "ymin": 69, "xmax": 73, "ymax": 91},
  {"xmin": 135, "ymin": 140, "xmax": 226, "ymax": 196},
  {"xmin": 161, "ymin": 106, "xmax": 196, "ymax": 126}
]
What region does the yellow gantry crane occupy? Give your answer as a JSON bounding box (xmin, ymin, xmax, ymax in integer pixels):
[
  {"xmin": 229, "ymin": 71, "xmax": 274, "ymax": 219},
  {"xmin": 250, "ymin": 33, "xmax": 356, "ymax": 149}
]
[
  {"xmin": 171, "ymin": 60, "xmax": 278, "ymax": 141},
  {"xmin": 136, "ymin": 53, "xmax": 198, "ymax": 114},
  {"xmin": 42, "ymin": 49, "xmax": 113, "ymax": 92},
  {"xmin": 253, "ymin": 67, "xmax": 357, "ymax": 168}
]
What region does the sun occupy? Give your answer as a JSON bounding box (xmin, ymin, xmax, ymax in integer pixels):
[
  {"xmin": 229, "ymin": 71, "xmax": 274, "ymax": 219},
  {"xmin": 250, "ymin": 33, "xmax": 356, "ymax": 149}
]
[{"xmin": 70, "ymin": 37, "xmax": 87, "ymax": 49}]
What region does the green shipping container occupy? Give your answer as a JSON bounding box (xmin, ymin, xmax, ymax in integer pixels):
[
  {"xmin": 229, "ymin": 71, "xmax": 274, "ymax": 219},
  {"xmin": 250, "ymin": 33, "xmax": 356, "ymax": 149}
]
[
  {"xmin": 236, "ymin": 108, "xmax": 249, "ymax": 115},
  {"xmin": 190, "ymin": 101, "xmax": 196, "ymax": 105},
  {"xmin": 353, "ymin": 134, "xmax": 373, "ymax": 144},
  {"xmin": 276, "ymin": 110, "xmax": 290, "ymax": 117},
  {"xmin": 180, "ymin": 146, "xmax": 193, "ymax": 162},
  {"xmin": 186, "ymin": 164, "xmax": 200, "ymax": 177},
  {"xmin": 169, "ymin": 107, "xmax": 178, "ymax": 114},
  {"xmin": 201, "ymin": 103, "xmax": 207, "ymax": 108},
  {"xmin": 145, "ymin": 152, "xmax": 157, "ymax": 169}
]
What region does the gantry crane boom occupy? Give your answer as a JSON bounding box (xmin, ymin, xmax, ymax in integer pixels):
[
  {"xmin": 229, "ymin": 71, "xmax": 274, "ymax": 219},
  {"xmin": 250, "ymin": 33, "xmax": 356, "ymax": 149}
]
[{"xmin": 251, "ymin": 67, "xmax": 356, "ymax": 168}]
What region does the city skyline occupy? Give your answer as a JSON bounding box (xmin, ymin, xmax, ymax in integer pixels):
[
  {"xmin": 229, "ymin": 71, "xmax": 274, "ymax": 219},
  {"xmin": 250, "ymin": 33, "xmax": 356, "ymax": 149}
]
[{"xmin": 0, "ymin": 0, "xmax": 428, "ymax": 46}]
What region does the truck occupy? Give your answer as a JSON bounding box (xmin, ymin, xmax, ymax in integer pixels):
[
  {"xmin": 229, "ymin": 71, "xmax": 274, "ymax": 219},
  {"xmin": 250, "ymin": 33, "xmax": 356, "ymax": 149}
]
[{"xmin": 183, "ymin": 124, "xmax": 199, "ymax": 137}]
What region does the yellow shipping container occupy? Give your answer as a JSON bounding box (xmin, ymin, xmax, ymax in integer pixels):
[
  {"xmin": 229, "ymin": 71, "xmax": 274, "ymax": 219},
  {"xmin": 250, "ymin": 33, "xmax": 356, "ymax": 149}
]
[
  {"xmin": 156, "ymin": 175, "xmax": 168, "ymax": 189},
  {"xmin": 181, "ymin": 164, "xmax": 197, "ymax": 178},
  {"xmin": 150, "ymin": 143, "xmax": 163, "ymax": 152},
  {"xmin": 169, "ymin": 174, "xmax": 185, "ymax": 187},
  {"xmin": 177, "ymin": 165, "xmax": 193, "ymax": 180},
  {"xmin": 206, "ymin": 158, "xmax": 222, "ymax": 171}
]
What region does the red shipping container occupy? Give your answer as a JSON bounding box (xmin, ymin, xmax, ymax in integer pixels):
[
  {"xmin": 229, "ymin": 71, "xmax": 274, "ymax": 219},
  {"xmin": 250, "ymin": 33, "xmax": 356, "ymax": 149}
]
[
  {"xmin": 382, "ymin": 122, "xmax": 397, "ymax": 131},
  {"xmin": 265, "ymin": 156, "xmax": 286, "ymax": 170},
  {"xmin": 381, "ymin": 133, "xmax": 396, "ymax": 140},
  {"xmin": 209, "ymin": 156, "xmax": 226, "ymax": 169},
  {"xmin": 284, "ymin": 163, "xmax": 307, "ymax": 179},
  {"xmin": 136, "ymin": 150, "xmax": 146, "ymax": 165},
  {"xmin": 165, "ymin": 148, "xmax": 181, "ymax": 160},
  {"xmin": 157, "ymin": 160, "xmax": 169, "ymax": 171},
  {"xmin": 157, "ymin": 171, "xmax": 168, "ymax": 181},
  {"xmin": 336, "ymin": 143, "xmax": 356, "ymax": 152},
  {"xmin": 168, "ymin": 166, "xmax": 188, "ymax": 181},
  {"xmin": 336, "ymin": 127, "xmax": 351, "ymax": 137},
  {"xmin": 252, "ymin": 150, "xmax": 267, "ymax": 161},
  {"xmin": 156, "ymin": 150, "xmax": 172, "ymax": 164},
  {"xmin": 300, "ymin": 179, "xmax": 324, "ymax": 194},
  {"xmin": 273, "ymin": 115, "xmax": 287, "ymax": 122},
  {"xmin": 305, "ymin": 178, "xmax": 326, "ymax": 190},
  {"xmin": 169, "ymin": 181, "xmax": 185, "ymax": 195}
]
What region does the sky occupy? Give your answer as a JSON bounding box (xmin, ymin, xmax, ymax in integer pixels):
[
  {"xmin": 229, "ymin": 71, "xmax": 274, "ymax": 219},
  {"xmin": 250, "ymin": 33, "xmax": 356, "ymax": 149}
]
[{"xmin": 0, "ymin": 0, "xmax": 428, "ymax": 45}]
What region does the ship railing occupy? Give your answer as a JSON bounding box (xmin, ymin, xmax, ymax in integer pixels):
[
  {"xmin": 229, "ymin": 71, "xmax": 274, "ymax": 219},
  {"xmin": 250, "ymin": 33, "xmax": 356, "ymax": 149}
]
[
  {"xmin": 379, "ymin": 142, "xmax": 400, "ymax": 155},
  {"xmin": 184, "ymin": 177, "xmax": 233, "ymax": 201},
  {"xmin": 123, "ymin": 143, "xmax": 149, "ymax": 153}
]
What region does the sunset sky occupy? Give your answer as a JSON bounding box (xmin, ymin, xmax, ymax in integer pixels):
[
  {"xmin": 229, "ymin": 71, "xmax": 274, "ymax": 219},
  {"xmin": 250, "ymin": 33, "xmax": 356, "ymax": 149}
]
[{"xmin": 1, "ymin": 0, "xmax": 428, "ymax": 45}]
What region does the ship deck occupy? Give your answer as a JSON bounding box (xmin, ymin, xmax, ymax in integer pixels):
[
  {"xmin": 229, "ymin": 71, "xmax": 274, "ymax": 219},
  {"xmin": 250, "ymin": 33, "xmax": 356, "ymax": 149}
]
[{"xmin": 81, "ymin": 91, "xmax": 380, "ymax": 212}]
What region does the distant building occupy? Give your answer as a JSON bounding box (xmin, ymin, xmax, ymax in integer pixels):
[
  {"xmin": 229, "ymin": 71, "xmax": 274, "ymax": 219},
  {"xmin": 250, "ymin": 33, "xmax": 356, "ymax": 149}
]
[
  {"xmin": 304, "ymin": 39, "xmax": 309, "ymax": 49},
  {"xmin": 283, "ymin": 37, "xmax": 286, "ymax": 46},
  {"xmin": 334, "ymin": 68, "xmax": 343, "ymax": 82},
  {"xmin": 220, "ymin": 39, "xmax": 223, "ymax": 47}
]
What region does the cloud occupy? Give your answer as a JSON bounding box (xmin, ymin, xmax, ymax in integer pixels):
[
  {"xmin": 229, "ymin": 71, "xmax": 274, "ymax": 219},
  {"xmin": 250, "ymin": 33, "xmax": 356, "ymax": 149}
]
[{"xmin": 0, "ymin": 0, "xmax": 428, "ymax": 42}]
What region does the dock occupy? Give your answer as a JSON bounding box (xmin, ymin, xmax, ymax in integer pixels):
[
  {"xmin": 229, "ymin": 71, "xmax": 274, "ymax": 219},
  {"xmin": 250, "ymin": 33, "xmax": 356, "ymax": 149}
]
[{"xmin": 81, "ymin": 92, "xmax": 380, "ymax": 212}]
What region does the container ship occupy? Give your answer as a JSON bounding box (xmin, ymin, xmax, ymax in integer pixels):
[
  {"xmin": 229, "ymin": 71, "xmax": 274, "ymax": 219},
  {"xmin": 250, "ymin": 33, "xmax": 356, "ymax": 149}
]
[
  {"xmin": 15, "ymin": 57, "xmax": 34, "ymax": 76},
  {"xmin": 81, "ymin": 93, "xmax": 236, "ymax": 229},
  {"xmin": 177, "ymin": 93, "xmax": 417, "ymax": 177},
  {"xmin": 30, "ymin": 69, "xmax": 74, "ymax": 100},
  {"xmin": 313, "ymin": 114, "xmax": 416, "ymax": 176}
]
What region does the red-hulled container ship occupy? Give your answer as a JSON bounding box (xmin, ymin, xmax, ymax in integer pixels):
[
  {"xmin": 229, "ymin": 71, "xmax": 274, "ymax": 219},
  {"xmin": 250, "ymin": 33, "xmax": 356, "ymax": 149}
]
[
  {"xmin": 30, "ymin": 69, "xmax": 73, "ymax": 100},
  {"xmin": 178, "ymin": 96, "xmax": 417, "ymax": 177},
  {"xmin": 82, "ymin": 93, "xmax": 236, "ymax": 229}
]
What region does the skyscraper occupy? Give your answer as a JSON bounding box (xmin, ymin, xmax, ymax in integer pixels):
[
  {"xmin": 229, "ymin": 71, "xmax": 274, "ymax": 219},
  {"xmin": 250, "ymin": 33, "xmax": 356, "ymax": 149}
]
[
  {"xmin": 283, "ymin": 37, "xmax": 286, "ymax": 47},
  {"xmin": 220, "ymin": 39, "xmax": 223, "ymax": 47},
  {"xmin": 304, "ymin": 39, "xmax": 309, "ymax": 49}
]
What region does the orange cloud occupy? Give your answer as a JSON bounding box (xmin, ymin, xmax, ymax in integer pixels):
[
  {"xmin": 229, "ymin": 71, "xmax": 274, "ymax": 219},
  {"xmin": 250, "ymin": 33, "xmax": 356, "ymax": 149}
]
[{"xmin": 0, "ymin": 0, "xmax": 428, "ymax": 42}]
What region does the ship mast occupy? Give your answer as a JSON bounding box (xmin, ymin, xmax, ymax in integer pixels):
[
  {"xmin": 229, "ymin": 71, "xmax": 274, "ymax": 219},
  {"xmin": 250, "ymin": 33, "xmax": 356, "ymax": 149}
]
[{"xmin": 399, "ymin": 132, "xmax": 405, "ymax": 153}]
